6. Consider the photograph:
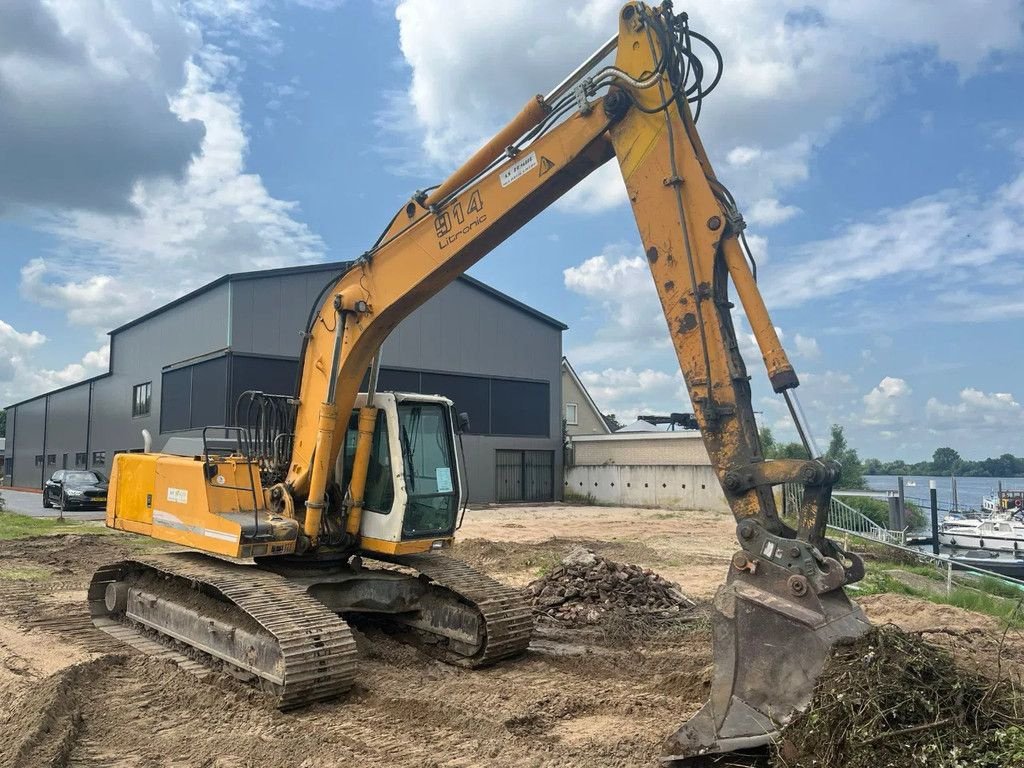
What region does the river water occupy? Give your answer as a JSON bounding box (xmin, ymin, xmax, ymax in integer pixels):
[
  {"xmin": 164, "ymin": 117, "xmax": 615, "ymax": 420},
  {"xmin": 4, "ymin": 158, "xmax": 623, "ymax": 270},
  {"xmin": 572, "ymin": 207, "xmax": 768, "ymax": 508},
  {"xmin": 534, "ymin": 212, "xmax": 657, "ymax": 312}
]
[{"xmin": 863, "ymin": 474, "xmax": 1024, "ymax": 514}]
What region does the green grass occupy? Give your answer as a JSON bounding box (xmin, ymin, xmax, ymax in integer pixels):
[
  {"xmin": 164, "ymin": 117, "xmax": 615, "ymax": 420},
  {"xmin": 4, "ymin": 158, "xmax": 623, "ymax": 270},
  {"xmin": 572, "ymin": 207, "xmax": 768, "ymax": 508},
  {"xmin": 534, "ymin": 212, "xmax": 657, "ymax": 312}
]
[
  {"xmin": 856, "ymin": 570, "xmax": 1024, "ymax": 629},
  {"xmin": 0, "ymin": 510, "xmax": 110, "ymax": 540},
  {"xmin": 0, "ymin": 565, "xmax": 53, "ymax": 581},
  {"xmin": 562, "ymin": 490, "xmax": 598, "ymax": 505},
  {"xmin": 974, "ymin": 574, "xmax": 1024, "ymax": 599}
]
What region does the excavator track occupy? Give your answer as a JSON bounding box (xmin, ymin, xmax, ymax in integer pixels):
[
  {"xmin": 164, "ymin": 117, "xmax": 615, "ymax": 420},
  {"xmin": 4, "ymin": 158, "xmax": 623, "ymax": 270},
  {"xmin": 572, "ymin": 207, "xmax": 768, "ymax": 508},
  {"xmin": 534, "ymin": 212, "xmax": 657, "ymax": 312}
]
[
  {"xmin": 375, "ymin": 553, "xmax": 534, "ymax": 667},
  {"xmin": 88, "ymin": 552, "xmax": 358, "ymax": 709}
]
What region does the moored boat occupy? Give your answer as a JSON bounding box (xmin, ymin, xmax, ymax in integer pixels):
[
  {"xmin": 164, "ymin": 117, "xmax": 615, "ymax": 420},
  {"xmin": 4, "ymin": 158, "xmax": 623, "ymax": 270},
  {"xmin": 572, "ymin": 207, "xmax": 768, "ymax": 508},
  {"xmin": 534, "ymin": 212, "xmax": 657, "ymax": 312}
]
[
  {"xmin": 938, "ymin": 512, "xmax": 1024, "ymax": 552},
  {"xmin": 950, "ymin": 550, "xmax": 1024, "ymax": 579}
]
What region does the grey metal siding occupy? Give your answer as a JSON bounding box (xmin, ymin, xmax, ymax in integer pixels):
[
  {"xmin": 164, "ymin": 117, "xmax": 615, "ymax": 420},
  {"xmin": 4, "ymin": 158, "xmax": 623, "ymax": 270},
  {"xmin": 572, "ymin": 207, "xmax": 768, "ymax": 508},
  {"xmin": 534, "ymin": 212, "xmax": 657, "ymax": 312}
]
[
  {"xmin": 230, "ymin": 269, "xmax": 343, "ymax": 357},
  {"xmin": 11, "ymin": 399, "xmax": 45, "ymax": 488},
  {"xmin": 45, "ymin": 386, "xmax": 90, "ymax": 473},
  {"xmin": 90, "ymin": 282, "xmax": 230, "ymax": 463}
]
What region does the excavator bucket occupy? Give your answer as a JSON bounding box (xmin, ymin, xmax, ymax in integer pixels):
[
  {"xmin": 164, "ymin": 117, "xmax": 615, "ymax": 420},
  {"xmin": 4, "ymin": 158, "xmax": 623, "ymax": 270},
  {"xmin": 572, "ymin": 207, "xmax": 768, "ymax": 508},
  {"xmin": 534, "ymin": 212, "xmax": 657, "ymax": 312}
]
[{"xmin": 661, "ymin": 558, "xmax": 870, "ymax": 765}]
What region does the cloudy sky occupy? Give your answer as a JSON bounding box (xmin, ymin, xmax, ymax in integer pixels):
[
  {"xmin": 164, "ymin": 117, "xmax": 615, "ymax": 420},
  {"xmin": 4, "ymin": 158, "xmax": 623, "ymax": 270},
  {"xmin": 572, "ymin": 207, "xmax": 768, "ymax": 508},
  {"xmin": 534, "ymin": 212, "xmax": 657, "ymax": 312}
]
[{"xmin": 1, "ymin": 0, "xmax": 1022, "ymax": 462}]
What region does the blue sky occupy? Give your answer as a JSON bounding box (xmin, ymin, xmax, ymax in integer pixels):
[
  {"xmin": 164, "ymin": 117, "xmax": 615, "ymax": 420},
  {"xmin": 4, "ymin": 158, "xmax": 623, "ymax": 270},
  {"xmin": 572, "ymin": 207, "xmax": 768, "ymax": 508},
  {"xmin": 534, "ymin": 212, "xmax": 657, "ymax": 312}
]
[{"xmin": 1, "ymin": 0, "xmax": 1023, "ymax": 462}]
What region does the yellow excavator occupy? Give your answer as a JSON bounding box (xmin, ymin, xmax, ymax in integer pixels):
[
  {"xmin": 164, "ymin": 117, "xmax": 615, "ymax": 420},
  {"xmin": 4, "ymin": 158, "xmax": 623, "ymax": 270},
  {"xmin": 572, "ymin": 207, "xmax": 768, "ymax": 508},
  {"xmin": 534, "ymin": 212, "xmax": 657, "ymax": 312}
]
[{"xmin": 88, "ymin": 3, "xmax": 869, "ymax": 764}]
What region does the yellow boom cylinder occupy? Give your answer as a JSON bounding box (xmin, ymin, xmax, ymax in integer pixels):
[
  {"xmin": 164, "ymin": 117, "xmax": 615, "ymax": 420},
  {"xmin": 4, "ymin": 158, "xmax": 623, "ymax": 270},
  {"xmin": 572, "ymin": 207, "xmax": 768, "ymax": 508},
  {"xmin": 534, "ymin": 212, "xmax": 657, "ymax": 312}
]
[
  {"xmin": 344, "ymin": 406, "xmax": 378, "ymax": 537},
  {"xmin": 426, "ymin": 95, "xmax": 549, "ymax": 206},
  {"xmin": 722, "ymin": 237, "xmax": 798, "ymax": 392},
  {"xmin": 303, "ymin": 401, "xmax": 338, "ymax": 543}
]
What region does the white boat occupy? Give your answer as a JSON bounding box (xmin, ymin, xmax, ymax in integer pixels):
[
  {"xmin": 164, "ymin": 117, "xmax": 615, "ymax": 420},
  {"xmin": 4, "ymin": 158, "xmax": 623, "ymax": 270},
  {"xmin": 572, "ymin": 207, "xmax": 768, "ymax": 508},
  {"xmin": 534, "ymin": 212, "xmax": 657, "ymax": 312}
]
[{"xmin": 939, "ymin": 512, "xmax": 1024, "ymax": 553}]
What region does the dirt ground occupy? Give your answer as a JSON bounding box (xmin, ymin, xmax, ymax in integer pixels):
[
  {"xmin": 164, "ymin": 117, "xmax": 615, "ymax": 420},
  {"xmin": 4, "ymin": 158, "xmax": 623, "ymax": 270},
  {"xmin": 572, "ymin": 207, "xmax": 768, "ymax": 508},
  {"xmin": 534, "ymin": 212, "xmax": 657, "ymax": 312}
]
[{"xmin": 0, "ymin": 504, "xmax": 1019, "ymax": 768}]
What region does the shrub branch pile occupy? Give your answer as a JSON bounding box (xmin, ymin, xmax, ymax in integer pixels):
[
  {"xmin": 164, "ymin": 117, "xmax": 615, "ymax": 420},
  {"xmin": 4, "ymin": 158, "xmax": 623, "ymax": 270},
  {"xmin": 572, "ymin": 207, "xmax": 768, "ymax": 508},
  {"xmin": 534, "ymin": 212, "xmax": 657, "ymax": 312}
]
[
  {"xmin": 526, "ymin": 547, "xmax": 696, "ymax": 628},
  {"xmin": 775, "ymin": 625, "xmax": 1024, "ymax": 768}
]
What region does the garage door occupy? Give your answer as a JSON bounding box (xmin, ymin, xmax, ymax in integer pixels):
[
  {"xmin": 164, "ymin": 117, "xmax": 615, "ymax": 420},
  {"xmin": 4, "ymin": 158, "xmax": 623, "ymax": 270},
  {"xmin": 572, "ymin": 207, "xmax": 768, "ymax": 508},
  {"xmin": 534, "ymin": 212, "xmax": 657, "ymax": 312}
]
[{"xmin": 495, "ymin": 450, "xmax": 554, "ymax": 503}]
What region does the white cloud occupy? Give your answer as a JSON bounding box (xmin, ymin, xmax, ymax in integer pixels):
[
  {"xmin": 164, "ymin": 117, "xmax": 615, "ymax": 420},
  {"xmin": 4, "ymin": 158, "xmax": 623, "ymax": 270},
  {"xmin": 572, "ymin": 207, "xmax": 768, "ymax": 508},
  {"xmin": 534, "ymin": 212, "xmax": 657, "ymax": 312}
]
[
  {"xmin": 555, "ymin": 163, "xmax": 629, "ymax": 214},
  {"xmin": 763, "ymin": 167, "xmax": 1024, "ymax": 311},
  {"xmin": 577, "ymin": 367, "xmax": 689, "ymax": 422},
  {"xmin": 747, "ymin": 198, "xmax": 801, "ymax": 227},
  {"xmin": 14, "ymin": 20, "xmax": 325, "ymax": 334},
  {"xmin": 563, "ymin": 244, "xmax": 669, "ymax": 362},
  {"xmin": 862, "ymin": 376, "xmax": 912, "ymax": 426},
  {"xmin": 389, "ymin": 0, "xmax": 1023, "ymax": 218},
  {"xmin": 1, "ymin": 0, "xmax": 342, "ymax": 406},
  {"xmin": 0, "ymin": 0, "xmax": 203, "ymax": 213},
  {"xmin": 926, "ymin": 388, "xmax": 1024, "ymax": 432},
  {"xmin": 793, "ymin": 333, "xmax": 820, "ymax": 359},
  {"xmin": 0, "ymin": 321, "xmax": 46, "ymax": 384},
  {"xmin": 0, "ymin": 319, "xmax": 109, "ymax": 404}
]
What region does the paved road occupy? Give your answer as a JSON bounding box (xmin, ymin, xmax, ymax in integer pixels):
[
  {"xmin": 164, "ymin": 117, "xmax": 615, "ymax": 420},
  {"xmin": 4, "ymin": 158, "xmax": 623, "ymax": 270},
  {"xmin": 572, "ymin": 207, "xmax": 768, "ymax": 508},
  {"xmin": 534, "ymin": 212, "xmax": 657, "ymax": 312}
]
[{"xmin": 0, "ymin": 488, "xmax": 107, "ymax": 521}]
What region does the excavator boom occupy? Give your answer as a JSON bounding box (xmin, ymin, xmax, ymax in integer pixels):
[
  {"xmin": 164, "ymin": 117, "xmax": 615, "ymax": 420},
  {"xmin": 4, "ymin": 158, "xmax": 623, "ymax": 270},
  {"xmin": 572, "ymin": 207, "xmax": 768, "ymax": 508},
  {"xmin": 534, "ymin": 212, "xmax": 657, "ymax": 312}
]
[{"xmin": 93, "ymin": 4, "xmax": 869, "ymax": 764}]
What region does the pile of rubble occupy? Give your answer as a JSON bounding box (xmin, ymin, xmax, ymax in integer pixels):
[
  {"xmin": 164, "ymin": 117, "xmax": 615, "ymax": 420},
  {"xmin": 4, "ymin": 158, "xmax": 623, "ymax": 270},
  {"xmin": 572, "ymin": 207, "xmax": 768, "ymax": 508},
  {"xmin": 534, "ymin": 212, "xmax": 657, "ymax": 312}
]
[{"xmin": 527, "ymin": 547, "xmax": 695, "ymax": 625}]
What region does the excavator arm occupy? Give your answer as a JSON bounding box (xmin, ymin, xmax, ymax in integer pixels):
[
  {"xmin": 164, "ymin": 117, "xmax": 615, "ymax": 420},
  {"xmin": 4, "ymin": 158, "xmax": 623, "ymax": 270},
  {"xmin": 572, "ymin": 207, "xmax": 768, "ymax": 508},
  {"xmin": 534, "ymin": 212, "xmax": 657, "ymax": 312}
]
[{"xmin": 270, "ymin": 4, "xmax": 870, "ymax": 762}]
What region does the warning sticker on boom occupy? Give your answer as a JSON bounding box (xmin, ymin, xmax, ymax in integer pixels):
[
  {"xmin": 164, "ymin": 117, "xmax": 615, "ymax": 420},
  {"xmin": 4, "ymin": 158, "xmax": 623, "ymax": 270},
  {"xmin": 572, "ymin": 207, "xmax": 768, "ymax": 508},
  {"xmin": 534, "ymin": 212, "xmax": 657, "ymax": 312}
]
[{"xmin": 500, "ymin": 152, "xmax": 537, "ymax": 187}]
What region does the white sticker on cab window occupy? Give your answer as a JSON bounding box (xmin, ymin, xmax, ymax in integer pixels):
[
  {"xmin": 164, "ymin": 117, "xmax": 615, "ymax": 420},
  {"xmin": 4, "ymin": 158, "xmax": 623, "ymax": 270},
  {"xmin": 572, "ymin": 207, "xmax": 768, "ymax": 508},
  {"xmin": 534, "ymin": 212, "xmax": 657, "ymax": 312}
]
[
  {"xmin": 167, "ymin": 487, "xmax": 188, "ymax": 504},
  {"xmin": 435, "ymin": 467, "xmax": 453, "ymax": 493}
]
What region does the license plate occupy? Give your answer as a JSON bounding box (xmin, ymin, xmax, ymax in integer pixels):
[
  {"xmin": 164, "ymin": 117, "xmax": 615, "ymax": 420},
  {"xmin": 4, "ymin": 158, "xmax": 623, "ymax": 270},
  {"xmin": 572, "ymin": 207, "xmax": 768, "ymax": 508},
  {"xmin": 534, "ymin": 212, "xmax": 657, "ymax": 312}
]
[{"xmin": 94, "ymin": 497, "xmax": 107, "ymax": 502}]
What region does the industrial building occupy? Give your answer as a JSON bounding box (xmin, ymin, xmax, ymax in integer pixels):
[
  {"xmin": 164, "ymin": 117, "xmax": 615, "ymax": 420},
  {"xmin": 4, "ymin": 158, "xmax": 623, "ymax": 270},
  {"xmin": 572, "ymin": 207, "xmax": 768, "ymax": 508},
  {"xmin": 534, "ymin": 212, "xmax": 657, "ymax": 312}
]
[{"xmin": 2, "ymin": 262, "xmax": 566, "ymax": 503}]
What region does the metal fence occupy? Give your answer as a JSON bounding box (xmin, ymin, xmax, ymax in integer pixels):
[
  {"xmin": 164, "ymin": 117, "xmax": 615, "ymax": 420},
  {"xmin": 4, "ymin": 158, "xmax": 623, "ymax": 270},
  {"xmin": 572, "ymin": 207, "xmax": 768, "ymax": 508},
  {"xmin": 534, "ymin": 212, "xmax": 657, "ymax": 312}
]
[
  {"xmin": 783, "ymin": 484, "xmax": 906, "ymax": 547},
  {"xmin": 784, "ymin": 485, "xmax": 1024, "ymax": 595}
]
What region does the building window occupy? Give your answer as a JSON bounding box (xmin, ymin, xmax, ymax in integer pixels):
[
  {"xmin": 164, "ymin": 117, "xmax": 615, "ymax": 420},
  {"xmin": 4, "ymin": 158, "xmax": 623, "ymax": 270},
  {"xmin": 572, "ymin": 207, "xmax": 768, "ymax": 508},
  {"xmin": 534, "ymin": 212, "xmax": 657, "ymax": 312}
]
[
  {"xmin": 47, "ymin": 454, "xmax": 56, "ymax": 466},
  {"xmin": 133, "ymin": 381, "xmax": 152, "ymax": 417},
  {"xmin": 3, "ymin": 458, "xmax": 11, "ymax": 478},
  {"xmin": 35, "ymin": 455, "xmax": 44, "ymax": 467},
  {"xmin": 92, "ymin": 451, "xmax": 106, "ymax": 465},
  {"xmin": 565, "ymin": 402, "xmax": 578, "ymax": 425},
  {"xmin": 75, "ymin": 452, "xmax": 87, "ymax": 467}
]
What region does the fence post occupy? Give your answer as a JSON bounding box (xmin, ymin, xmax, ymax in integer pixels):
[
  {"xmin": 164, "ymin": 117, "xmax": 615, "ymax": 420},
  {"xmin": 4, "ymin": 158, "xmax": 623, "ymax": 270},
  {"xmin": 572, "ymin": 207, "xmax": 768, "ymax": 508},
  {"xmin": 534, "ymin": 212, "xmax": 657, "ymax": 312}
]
[
  {"xmin": 897, "ymin": 475, "xmax": 906, "ymax": 528},
  {"xmin": 930, "ymin": 480, "xmax": 940, "ymax": 556},
  {"xmin": 946, "ymin": 560, "xmax": 953, "ymax": 596},
  {"xmin": 887, "ymin": 493, "xmax": 901, "ymax": 531}
]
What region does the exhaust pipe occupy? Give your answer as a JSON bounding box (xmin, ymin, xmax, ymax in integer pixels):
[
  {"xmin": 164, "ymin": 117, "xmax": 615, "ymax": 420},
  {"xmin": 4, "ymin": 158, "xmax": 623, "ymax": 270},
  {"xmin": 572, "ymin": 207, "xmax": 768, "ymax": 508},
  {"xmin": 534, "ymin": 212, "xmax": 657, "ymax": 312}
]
[{"xmin": 141, "ymin": 429, "xmax": 152, "ymax": 453}]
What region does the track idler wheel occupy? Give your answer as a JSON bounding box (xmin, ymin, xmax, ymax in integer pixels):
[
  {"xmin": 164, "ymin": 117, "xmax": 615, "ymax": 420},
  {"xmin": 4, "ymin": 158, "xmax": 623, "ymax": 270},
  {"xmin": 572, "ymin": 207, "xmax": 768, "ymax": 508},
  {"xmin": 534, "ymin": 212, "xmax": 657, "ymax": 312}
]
[{"xmin": 661, "ymin": 556, "xmax": 870, "ymax": 766}]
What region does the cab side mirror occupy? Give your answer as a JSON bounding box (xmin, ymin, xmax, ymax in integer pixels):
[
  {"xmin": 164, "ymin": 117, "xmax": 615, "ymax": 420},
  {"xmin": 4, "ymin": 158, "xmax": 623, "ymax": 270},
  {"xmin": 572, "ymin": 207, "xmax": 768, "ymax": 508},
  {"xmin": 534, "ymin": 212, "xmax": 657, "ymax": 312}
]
[{"xmin": 457, "ymin": 412, "xmax": 471, "ymax": 433}]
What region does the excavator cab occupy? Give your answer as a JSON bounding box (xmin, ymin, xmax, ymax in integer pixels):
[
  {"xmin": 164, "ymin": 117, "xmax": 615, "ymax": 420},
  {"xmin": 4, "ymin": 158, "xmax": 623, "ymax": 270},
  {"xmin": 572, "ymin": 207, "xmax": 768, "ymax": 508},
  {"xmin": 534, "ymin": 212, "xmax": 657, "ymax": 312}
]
[{"xmin": 336, "ymin": 392, "xmax": 464, "ymax": 555}]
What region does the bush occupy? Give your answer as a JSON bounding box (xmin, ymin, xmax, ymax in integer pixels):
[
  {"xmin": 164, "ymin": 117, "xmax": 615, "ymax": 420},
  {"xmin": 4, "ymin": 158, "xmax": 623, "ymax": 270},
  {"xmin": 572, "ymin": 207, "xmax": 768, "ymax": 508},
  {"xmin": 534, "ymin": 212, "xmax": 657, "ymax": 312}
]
[
  {"xmin": 840, "ymin": 496, "xmax": 890, "ymax": 527},
  {"xmin": 840, "ymin": 495, "xmax": 927, "ymax": 531}
]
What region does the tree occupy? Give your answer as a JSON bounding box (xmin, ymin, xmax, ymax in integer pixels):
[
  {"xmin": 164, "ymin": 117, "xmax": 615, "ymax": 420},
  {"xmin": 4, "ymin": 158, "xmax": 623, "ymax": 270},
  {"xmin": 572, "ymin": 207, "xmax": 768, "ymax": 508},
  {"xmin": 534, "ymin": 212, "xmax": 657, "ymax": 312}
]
[
  {"xmin": 603, "ymin": 413, "xmax": 624, "ymax": 431},
  {"xmin": 825, "ymin": 424, "xmax": 864, "ymax": 489},
  {"xmin": 862, "ymin": 457, "xmax": 883, "ymax": 475},
  {"xmin": 760, "ymin": 425, "xmax": 808, "ymax": 460},
  {"xmin": 931, "ymin": 447, "xmax": 961, "ymax": 474}
]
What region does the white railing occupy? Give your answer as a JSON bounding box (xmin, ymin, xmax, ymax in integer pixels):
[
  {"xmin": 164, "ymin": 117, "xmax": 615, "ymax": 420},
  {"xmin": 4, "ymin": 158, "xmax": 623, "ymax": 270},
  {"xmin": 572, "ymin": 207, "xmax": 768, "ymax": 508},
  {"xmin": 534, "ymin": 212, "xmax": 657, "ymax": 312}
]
[{"xmin": 783, "ymin": 484, "xmax": 906, "ymax": 547}]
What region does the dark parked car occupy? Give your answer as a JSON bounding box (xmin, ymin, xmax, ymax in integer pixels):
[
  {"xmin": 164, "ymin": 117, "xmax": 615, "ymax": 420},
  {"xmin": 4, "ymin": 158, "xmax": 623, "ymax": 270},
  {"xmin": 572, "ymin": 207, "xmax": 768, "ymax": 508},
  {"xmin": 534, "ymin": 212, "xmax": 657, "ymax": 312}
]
[{"xmin": 43, "ymin": 470, "xmax": 109, "ymax": 511}]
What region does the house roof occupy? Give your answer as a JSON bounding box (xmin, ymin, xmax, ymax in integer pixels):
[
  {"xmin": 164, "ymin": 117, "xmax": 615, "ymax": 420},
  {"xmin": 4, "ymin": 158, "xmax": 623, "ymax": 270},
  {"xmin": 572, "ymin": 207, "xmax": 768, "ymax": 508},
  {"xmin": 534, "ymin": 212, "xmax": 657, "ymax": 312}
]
[{"xmin": 561, "ymin": 357, "xmax": 612, "ymax": 434}]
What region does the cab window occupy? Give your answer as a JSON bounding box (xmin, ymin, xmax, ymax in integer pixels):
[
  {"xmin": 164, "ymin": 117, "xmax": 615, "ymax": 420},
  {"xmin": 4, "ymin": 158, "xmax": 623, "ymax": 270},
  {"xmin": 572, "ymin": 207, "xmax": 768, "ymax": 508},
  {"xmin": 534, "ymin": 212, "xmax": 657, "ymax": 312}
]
[
  {"xmin": 397, "ymin": 402, "xmax": 458, "ymax": 538},
  {"xmin": 341, "ymin": 410, "xmax": 394, "ymax": 513}
]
